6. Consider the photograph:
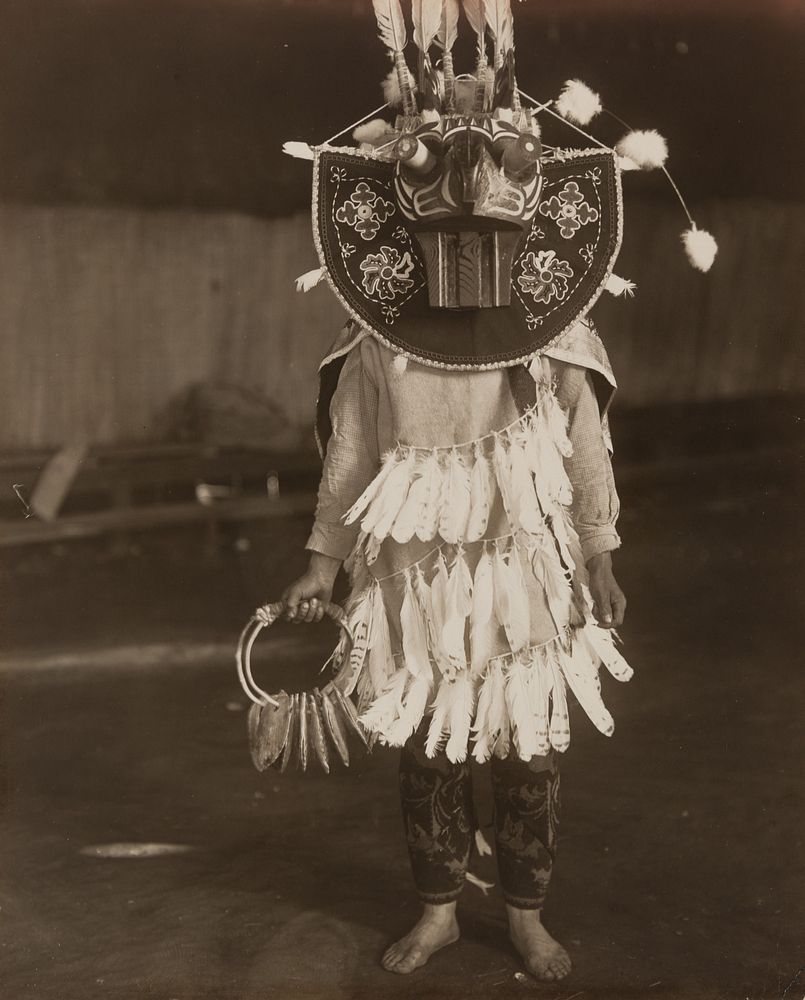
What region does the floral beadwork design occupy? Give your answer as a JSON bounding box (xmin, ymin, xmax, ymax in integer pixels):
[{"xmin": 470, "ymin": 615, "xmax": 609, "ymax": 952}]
[
  {"xmin": 336, "ymin": 181, "xmax": 395, "ymax": 240},
  {"xmin": 360, "ymin": 246, "xmax": 416, "ymax": 301},
  {"xmin": 539, "ymin": 181, "xmax": 599, "ymax": 239},
  {"xmin": 516, "ymin": 250, "xmax": 574, "ymax": 305}
]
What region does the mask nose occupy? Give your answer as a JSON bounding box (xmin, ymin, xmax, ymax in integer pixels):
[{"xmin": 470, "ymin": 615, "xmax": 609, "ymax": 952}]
[{"xmin": 453, "ymin": 130, "xmax": 484, "ymax": 206}]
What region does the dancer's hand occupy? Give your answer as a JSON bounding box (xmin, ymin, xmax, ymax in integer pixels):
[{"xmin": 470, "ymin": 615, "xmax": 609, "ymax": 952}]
[
  {"xmin": 281, "ymin": 552, "xmax": 340, "ymax": 623},
  {"xmin": 586, "ymin": 551, "xmax": 626, "ymax": 629}
]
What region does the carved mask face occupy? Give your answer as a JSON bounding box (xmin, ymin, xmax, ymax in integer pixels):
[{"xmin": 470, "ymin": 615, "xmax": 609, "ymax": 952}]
[{"xmin": 393, "ymin": 116, "xmax": 543, "ymax": 307}]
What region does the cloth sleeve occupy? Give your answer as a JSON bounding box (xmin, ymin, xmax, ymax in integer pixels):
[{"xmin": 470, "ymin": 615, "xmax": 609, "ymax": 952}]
[
  {"xmin": 305, "ymin": 344, "xmax": 380, "ymax": 562},
  {"xmin": 555, "ymin": 362, "xmax": 621, "ymax": 563}
]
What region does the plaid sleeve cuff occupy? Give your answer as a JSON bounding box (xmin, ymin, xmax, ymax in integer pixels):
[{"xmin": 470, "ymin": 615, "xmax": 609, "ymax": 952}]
[
  {"xmin": 305, "ymin": 520, "xmax": 359, "ymax": 563},
  {"xmin": 580, "ymin": 528, "xmax": 621, "ymax": 564}
]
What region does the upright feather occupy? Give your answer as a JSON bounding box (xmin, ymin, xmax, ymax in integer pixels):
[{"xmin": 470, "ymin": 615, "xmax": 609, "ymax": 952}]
[{"xmin": 373, "ymin": 0, "xmax": 415, "ymax": 115}]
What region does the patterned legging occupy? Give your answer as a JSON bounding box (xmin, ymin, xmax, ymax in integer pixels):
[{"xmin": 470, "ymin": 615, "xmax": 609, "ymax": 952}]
[{"xmin": 399, "ymin": 731, "xmax": 560, "ymax": 910}]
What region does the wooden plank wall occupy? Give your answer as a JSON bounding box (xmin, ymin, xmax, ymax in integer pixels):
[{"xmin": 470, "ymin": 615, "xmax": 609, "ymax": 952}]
[{"xmin": 0, "ymin": 198, "xmax": 802, "ymax": 451}]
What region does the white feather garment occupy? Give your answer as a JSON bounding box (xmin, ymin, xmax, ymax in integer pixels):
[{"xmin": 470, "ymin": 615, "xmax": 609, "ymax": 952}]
[
  {"xmin": 359, "ymin": 666, "xmax": 409, "ymax": 734},
  {"xmin": 506, "ymin": 656, "xmax": 541, "ymax": 760},
  {"xmin": 366, "ymin": 583, "xmax": 395, "ymax": 699},
  {"xmin": 414, "ymin": 450, "xmax": 443, "ymax": 541},
  {"xmin": 445, "ymin": 672, "xmax": 477, "ymax": 762},
  {"xmin": 546, "ymin": 652, "xmax": 570, "ymax": 751},
  {"xmin": 385, "ymin": 672, "xmax": 432, "ymax": 745},
  {"xmin": 361, "ymin": 451, "xmax": 416, "ymax": 538},
  {"xmin": 508, "ymin": 432, "xmax": 543, "ymax": 535},
  {"xmin": 492, "ymin": 544, "xmax": 530, "ymax": 653},
  {"xmin": 579, "ymin": 623, "xmax": 634, "ymax": 681},
  {"xmin": 531, "ymin": 540, "xmax": 572, "ymax": 628},
  {"xmin": 471, "ymin": 660, "xmax": 508, "ymax": 762},
  {"xmin": 466, "ymin": 443, "xmax": 493, "ymax": 542},
  {"xmin": 615, "ymin": 129, "xmax": 668, "ymax": 170},
  {"xmin": 560, "ymin": 641, "xmax": 615, "ymax": 736},
  {"xmin": 527, "ymin": 655, "xmax": 551, "ymax": 755},
  {"xmin": 439, "ymin": 449, "xmax": 472, "ymax": 544},
  {"xmin": 540, "ymin": 385, "xmax": 573, "ymax": 458},
  {"xmin": 492, "ymin": 433, "xmax": 518, "ymax": 524},
  {"xmin": 344, "ymin": 449, "xmax": 401, "ymax": 526},
  {"xmin": 470, "ymin": 548, "xmax": 495, "ymax": 676},
  {"xmin": 554, "ymin": 79, "xmax": 602, "ymax": 125},
  {"xmin": 425, "ymin": 677, "xmax": 452, "ymax": 757},
  {"xmin": 440, "ymin": 551, "xmax": 472, "ymax": 675},
  {"xmin": 682, "ymin": 226, "xmax": 718, "ymax": 272},
  {"xmin": 391, "ymin": 468, "xmax": 427, "ymax": 543},
  {"xmin": 400, "ymin": 570, "xmax": 432, "ymax": 679}
]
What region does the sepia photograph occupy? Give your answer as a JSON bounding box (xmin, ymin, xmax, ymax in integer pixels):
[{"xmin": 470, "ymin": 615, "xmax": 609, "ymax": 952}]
[{"xmin": 0, "ymin": 1, "xmax": 802, "ymax": 998}]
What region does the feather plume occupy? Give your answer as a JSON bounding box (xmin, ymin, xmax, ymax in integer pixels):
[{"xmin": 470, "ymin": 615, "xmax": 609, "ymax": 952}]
[
  {"xmin": 540, "ymin": 383, "xmax": 573, "ymax": 458},
  {"xmin": 344, "ymin": 449, "xmax": 400, "ymax": 526},
  {"xmin": 484, "ymin": 0, "xmax": 513, "ymax": 62},
  {"xmin": 605, "ymin": 273, "xmax": 637, "ymax": 298},
  {"xmin": 579, "ymin": 623, "xmax": 634, "ymax": 682},
  {"xmin": 546, "ymin": 654, "xmax": 570, "ymax": 751},
  {"xmin": 439, "ymin": 449, "xmax": 472, "ymax": 544},
  {"xmin": 294, "ymin": 267, "xmax": 325, "ymax": 293},
  {"xmin": 414, "ymin": 450, "xmax": 443, "ymax": 541},
  {"xmin": 412, "ymin": 0, "xmax": 442, "ymax": 52},
  {"xmin": 508, "ymin": 433, "xmax": 543, "ymax": 535},
  {"xmin": 493, "ymin": 545, "xmax": 530, "ymax": 653},
  {"xmin": 554, "ymin": 79, "xmax": 602, "ymax": 126},
  {"xmin": 559, "ymin": 641, "xmax": 615, "ymax": 737},
  {"xmin": 385, "ymin": 672, "xmax": 432, "ymax": 745},
  {"xmin": 682, "ymin": 226, "xmax": 718, "ymax": 272},
  {"xmin": 471, "ymin": 660, "xmax": 508, "ymax": 761},
  {"xmin": 506, "ymin": 655, "xmax": 540, "ymax": 759},
  {"xmin": 282, "ymin": 141, "xmax": 315, "ymax": 160},
  {"xmin": 334, "ymin": 588, "xmax": 374, "ymax": 696},
  {"xmin": 615, "ymin": 129, "xmax": 668, "ymax": 170},
  {"xmin": 470, "ymin": 548, "xmax": 495, "ymax": 676},
  {"xmin": 530, "ymin": 541, "xmax": 572, "ymax": 629},
  {"xmin": 445, "ymin": 672, "xmax": 477, "ymax": 762},
  {"xmin": 527, "ymin": 654, "xmax": 551, "ymax": 754},
  {"xmin": 436, "ymin": 0, "xmax": 459, "ymax": 48},
  {"xmin": 391, "ymin": 465, "xmax": 427, "ymax": 543},
  {"xmin": 366, "ymin": 583, "xmax": 395, "ymax": 699},
  {"xmin": 359, "ymin": 666, "xmax": 409, "ymax": 735},
  {"xmin": 441, "ymin": 551, "xmax": 472, "ymax": 674},
  {"xmin": 373, "ymin": 0, "xmax": 408, "ymax": 52},
  {"xmin": 425, "ymin": 678, "xmax": 453, "ymax": 757},
  {"xmin": 462, "ymin": 0, "xmax": 491, "ymax": 110},
  {"xmin": 361, "ymin": 450, "xmax": 416, "ymax": 539},
  {"xmin": 400, "ymin": 570, "xmax": 433, "ymax": 679},
  {"xmin": 492, "ymin": 433, "xmax": 517, "ymax": 524},
  {"xmin": 353, "ymin": 118, "xmax": 392, "ymax": 145},
  {"xmin": 466, "ymin": 443, "xmax": 493, "ymax": 542}
]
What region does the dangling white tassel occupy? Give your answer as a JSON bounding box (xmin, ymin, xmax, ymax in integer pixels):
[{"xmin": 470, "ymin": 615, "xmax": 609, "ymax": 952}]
[
  {"xmin": 353, "ymin": 118, "xmax": 391, "ymax": 146},
  {"xmin": 445, "ymin": 672, "xmax": 477, "ymax": 763},
  {"xmin": 391, "ymin": 353, "xmax": 409, "ymax": 373},
  {"xmin": 294, "ymin": 267, "xmax": 325, "ymax": 293},
  {"xmin": 617, "ymin": 154, "xmax": 641, "ymax": 172},
  {"xmin": 554, "ymin": 79, "xmax": 602, "ymax": 125},
  {"xmin": 414, "ymin": 450, "xmax": 443, "ymax": 542},
  {"xmin": 465, "ymin": 871, "xmax": 495, "ymax": 894},
  {"xmin": 682, "ymin": 225, "xmax": 718, "ymax": 272},
  {"xmin": 615, "ymin": 129, "xmax": 668, "ymax": 170},
  {"xmin": 475, "ymin": 828, "xmax": 493, "ymax": 857},
  {"xmin": 466, "ymin": 442, "xmax": 493, "ymax": 542},
  {"xmin": 282, "ymin": 140, "xmax": 315, "ymax": 160},
  {"xmin": 439, "ymin": 448, "xmax": 472, "ymax": 544},
  {"xmin": 470, "ymin": 548, "xmax": 495, "ymax": 677},
  {"xmin": 605, "ymin": 273, "xmax": 637, "ymax": 298},
  {"xmin": 344, "ymin": 449, "xmax": 401, "ymax": 526}
]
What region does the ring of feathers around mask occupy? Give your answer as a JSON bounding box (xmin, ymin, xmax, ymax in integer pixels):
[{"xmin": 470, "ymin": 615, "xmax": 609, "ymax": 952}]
[
  {"xmin": 237, "ymin": 601, "xmax": 369, "ymax": 773},
  {"xmin": 314, "ymin": 144, "xmax": 622, "ymax": 369}
]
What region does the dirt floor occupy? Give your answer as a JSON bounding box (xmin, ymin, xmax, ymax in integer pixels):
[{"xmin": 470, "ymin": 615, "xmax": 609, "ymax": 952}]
[{"xmin": 1, "ymin": 448, "xmax": 803, "ymax": 1000}]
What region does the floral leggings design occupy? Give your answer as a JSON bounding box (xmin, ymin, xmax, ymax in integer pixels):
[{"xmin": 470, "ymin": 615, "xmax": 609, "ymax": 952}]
[{"xmin": 399, "ymin": 730, "xmax": 560, "ymax": 909}]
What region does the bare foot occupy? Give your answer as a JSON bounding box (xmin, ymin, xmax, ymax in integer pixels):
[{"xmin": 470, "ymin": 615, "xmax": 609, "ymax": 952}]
[
  {"xmin": 507, "ymin": 906, "xmax": 572, "ymax": 982},
  {"xmin": 381, "ymin": 903, "xmax": 460, "ymax": 975}
]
